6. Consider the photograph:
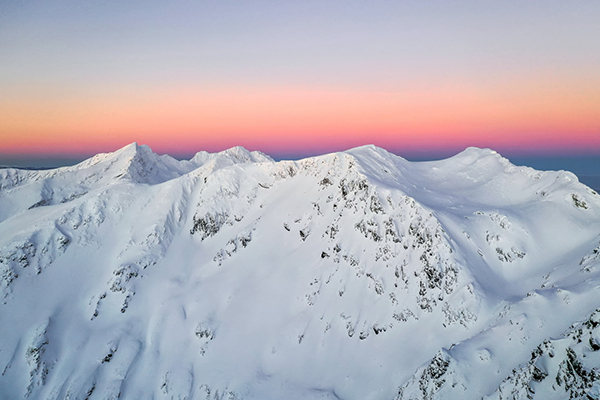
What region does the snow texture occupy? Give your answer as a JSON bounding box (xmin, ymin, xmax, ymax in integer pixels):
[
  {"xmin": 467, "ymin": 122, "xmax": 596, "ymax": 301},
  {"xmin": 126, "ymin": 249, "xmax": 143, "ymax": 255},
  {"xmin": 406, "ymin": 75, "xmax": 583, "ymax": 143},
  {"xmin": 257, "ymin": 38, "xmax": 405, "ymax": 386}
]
[{"xmin": 1, "ymin": 143, "xmax": 599, "ymax": 399}]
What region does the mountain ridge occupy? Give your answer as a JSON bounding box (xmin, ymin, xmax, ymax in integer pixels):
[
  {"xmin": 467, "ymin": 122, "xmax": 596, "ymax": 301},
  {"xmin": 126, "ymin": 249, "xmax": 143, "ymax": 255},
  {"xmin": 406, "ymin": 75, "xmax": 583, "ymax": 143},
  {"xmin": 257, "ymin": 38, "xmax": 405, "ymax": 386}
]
[{"xmin": 1, "ymin": 143, "xmax": 599, "ymax": 399}]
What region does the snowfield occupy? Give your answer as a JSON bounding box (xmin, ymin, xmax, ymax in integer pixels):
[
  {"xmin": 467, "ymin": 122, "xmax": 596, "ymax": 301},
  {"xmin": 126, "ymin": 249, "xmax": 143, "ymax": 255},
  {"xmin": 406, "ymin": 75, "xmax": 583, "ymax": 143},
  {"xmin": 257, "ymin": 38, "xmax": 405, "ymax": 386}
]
[{"xmin": 1, "ymin": 143, "xmax": 599, "ymax": 400}]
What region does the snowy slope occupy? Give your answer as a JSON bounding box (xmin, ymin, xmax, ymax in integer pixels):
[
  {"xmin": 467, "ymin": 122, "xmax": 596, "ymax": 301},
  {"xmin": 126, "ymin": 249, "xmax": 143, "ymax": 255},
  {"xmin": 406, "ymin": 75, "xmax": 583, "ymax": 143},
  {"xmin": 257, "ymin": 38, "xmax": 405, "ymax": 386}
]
[{"xmin": 0, "ymin": 144, "xmax": 599, "ymax": 400}]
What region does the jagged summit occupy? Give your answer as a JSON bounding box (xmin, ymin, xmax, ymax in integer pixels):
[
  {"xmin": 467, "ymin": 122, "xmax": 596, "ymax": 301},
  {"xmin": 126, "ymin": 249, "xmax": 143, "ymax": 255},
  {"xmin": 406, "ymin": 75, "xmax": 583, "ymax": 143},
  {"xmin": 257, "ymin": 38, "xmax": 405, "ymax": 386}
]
[{"xmin": 1, "ymin": 144, "xmax": 600, "ymax": 399}]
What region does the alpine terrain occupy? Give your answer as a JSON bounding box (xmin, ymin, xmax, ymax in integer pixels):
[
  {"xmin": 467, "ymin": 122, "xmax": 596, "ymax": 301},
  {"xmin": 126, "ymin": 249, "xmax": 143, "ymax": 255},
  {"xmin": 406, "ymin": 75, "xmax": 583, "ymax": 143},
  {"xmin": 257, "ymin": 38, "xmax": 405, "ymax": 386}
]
[{"xmin": 1, "ymin": 143, "xmax": 600, "ymax": 400}]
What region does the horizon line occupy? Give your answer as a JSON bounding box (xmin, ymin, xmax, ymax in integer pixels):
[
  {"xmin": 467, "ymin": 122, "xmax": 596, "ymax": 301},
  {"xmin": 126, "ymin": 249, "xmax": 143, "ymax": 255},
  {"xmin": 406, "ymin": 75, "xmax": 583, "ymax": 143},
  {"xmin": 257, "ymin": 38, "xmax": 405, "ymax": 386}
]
[{"xmin": 2, "ymin": 142, "xmax": 600, "ymax": 170}]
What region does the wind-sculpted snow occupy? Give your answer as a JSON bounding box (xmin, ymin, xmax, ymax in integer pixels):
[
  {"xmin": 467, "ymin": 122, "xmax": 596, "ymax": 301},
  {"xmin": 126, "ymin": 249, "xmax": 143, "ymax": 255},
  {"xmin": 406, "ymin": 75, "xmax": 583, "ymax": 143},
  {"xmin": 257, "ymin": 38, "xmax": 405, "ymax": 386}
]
[{"xmin": 0, "ymin": 144, "xmax": 599, "ymax": 399}]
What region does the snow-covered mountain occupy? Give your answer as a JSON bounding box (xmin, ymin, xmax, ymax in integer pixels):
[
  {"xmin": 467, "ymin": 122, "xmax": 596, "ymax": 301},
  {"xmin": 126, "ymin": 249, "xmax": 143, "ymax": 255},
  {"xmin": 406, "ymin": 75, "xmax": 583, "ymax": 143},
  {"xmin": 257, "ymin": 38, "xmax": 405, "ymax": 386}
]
[{"xmin": 1, "ymin": 143, "xmax": 599, "ymax": 400}]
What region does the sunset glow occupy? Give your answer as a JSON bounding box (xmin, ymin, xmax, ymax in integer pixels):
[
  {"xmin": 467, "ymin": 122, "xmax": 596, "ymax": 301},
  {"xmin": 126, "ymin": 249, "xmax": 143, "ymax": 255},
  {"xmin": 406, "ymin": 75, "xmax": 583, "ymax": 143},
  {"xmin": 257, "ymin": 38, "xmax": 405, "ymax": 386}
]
[{"xmin": 1, "ymin": 1, "xmax": 599, "ymax": 160}]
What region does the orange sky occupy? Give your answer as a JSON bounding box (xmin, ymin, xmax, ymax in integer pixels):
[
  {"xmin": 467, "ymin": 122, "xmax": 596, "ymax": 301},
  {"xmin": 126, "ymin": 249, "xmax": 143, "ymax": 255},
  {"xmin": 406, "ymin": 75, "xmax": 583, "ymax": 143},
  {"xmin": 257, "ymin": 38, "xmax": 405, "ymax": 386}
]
[
  {"xmin": 2, "ymin": 74, "xmax": 599, "ymax": 157},
  {"xmin": 2, "ymin": 2, "xmax": 600, "ymax": 159}
]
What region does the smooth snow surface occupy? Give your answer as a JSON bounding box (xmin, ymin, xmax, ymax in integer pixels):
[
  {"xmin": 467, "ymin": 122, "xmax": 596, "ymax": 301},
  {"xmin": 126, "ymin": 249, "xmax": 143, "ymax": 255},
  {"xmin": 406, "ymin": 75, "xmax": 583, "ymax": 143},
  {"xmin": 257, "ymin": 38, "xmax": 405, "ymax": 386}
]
[{"xmin": 1, "ymin": 144, "xmax": 599, "ymax": 400}]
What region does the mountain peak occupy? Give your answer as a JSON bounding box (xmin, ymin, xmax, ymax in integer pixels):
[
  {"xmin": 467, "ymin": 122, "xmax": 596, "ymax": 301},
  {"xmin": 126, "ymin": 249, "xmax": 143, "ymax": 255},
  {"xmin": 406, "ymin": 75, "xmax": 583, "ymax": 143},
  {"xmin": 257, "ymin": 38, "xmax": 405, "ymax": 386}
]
[
  {"xmin": 453, "ymin": 146, "xmax": 508, "ymax": 163},
  {"xmin": 217, "ymin": 145, "xmax": 274, "ymax": 163},
  {"xmin": 190, "ymin": 145, "xmax": 274, "ymax": 168},
  {"xmin": 419, "ymin": 146, "xmax": 515, "ymax": 179},
  {"xmin": 344, "ymin": 144, "xmax": 395, "ymax": 160},
  {"xmin": 111, "ymin": 142, "xmax": 156, "ymax": 160},
  {"xmin": 116, "ymin": 141, "xmax": 140, "ymax": 152}
]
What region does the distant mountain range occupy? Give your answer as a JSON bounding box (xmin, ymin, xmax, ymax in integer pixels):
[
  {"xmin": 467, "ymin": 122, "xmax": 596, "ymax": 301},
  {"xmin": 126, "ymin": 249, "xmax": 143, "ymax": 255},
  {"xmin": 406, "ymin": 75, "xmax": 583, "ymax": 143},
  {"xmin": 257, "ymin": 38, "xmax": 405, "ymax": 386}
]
[{"xmin": 1, "ymin": 143, "xmax": 599, "ymax": 399}]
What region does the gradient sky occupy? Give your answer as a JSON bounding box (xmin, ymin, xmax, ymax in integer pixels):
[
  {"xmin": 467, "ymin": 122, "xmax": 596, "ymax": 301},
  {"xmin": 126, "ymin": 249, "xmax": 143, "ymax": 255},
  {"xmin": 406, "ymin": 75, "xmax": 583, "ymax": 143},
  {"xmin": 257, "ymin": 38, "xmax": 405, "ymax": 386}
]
[{"xmin": 1, "ymin": 1, "xmax": 599, "ymax": 160}]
